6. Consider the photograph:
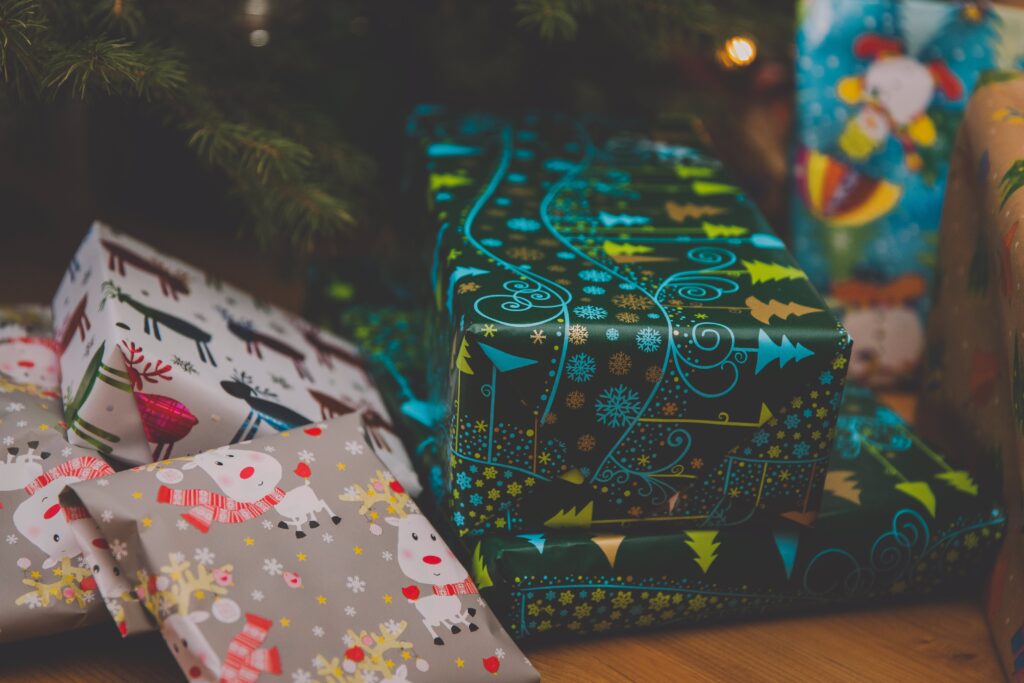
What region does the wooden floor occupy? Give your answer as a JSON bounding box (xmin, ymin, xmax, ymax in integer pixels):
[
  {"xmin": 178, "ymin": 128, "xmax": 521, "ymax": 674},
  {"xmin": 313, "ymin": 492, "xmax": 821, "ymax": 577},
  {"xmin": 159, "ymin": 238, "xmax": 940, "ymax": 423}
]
[{"xmin": 0, "ymin": 598, "xmax": 1002, "ymax": 681}]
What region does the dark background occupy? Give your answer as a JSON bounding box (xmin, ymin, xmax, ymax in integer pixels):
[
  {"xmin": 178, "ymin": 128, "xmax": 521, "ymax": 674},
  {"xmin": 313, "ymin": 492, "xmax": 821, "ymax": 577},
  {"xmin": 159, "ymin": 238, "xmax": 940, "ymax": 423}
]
[{"xmin": 0, "ymin": 1, "xmax": 795, "ymax": 309}]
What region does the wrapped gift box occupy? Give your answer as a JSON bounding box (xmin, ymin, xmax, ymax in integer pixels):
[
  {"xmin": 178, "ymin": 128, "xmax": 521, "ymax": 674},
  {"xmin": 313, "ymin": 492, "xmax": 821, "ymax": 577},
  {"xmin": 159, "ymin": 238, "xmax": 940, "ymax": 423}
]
[
  {"xmin": 919, "ymin": 72, "xmax": 1024, "ymax": 680},
  {"xmin": 471, "ymin": 384, "xmax": 1005, "ymax": 639},
  {"xmin": 410, "ymin": 109, "xmax": 851, "ymax": 536},
  {"xmin": 51, "ymin": 223, "xmax": 421, "ymax": 495},
  {"xmin": 0, "ymin": 306, "xmax": 119, "ymax": 642},
  {"xmin": 60, "ymin": 413, "xmax": 539, "ymax": 683},
  {"xmin": 791, "ymin": 0, "xmax": 1024, "ymax": 386}
]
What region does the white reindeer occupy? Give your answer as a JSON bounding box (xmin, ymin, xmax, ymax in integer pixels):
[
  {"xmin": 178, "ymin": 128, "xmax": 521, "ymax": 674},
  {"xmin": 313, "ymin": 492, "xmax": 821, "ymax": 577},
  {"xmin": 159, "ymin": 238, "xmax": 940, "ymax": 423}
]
[
  {"xmin": 69, "ymin": 516, "xmax": 131, "ymax": 598},
  {"xmin": 388, "ymin": 513, "xmax": 479, "ymax": 645},
  {"xmin": 160, "ymin": 446, "xmax": 340, "ymax": 538},
  {"xmin": 13, "ymin": 456, "xmax": 113, "ymax": 568},
  {"xmin": 0, "ymin": 440, "xmax": 49, "ymax": 492},
  {"xmin": 162, "ymin": 611, "xmax": 222, "ymax": 682},
  {"xmin": 273, "ymin": 480, "xmax": 341, "ymax": 539}
]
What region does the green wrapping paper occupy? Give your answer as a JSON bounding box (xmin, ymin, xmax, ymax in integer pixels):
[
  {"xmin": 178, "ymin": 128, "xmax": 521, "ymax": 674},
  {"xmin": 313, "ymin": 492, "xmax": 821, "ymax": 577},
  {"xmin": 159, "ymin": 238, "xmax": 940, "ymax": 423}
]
[
  {"xmin": 410, "ymin": 109, "xmax": 852, "ymax": 537},
  {"xmin": 470, "ymin": 385, "xmax": 1005, "ymax": 639}
]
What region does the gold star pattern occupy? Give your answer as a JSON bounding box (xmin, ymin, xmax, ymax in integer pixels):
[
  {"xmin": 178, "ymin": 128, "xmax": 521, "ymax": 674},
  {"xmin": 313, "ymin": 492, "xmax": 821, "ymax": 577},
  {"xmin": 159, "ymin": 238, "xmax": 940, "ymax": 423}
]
[
  {"xmin": 317, "ymin": 595, "xmax": 327, "ymax": 605},
  {"xmin": 244, "ymin": 537, "xmax": 254, "ymax": 546},
  {"xmin": 296, "ymin": 552, "xmax": 307, "ymax": 562},
  {"xmin": 383, "ymin": 594, "xmax": 393, "ymax": 604},
  {"xmin": 142, "ymin": 517, "xmax": 153, "ymax": 528},
  {"xmin": 131, "ymin": 492, "xmax": 142, "ymax": 500},
  {"xmin": 353, "ymin": 546, "xmax": 363, "ymax": 555},
  {"xmin": 455, "ymin": 658, "xmax": 465, "ymax": 668},
  {"xmin": 280, "ymin": 617, "xmax": 291, "ymax": 628}
]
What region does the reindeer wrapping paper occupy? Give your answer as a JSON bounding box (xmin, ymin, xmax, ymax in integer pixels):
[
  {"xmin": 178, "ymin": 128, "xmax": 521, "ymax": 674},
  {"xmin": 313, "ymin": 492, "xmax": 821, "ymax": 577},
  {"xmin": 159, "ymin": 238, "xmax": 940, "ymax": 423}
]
[
  {"xmin": 0, "ymin": 306, "xmax": 129, "ymax": 642},
  {"xmin": 918, "ymin": 72, "xmax": 1024, "ymax": 681},
  {"xmin": 471, "ymin": 385, "xmax": 1005, "ymax": 640},
  {"xmin": 411, "ymin": 107, "xmax": 851, "ymax": 538},
  {"xmin": 58, "ymin": 413, "xmax": 539, "ymax": 683},
  {"xmin": 792, "ymin": 0, "xmax": 1024, "ymax": 387},
  {"xmin": 51, "ymin": 222, "xmax": 421, "ymax": 497}
]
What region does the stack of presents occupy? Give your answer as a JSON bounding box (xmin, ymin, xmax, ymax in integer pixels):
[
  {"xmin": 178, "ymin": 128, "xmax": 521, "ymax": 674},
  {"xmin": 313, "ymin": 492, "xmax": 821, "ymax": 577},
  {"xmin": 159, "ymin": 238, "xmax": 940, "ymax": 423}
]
[{"xmin": 4, "ymin": 1, "xmax": 1024, "ymax": 680}]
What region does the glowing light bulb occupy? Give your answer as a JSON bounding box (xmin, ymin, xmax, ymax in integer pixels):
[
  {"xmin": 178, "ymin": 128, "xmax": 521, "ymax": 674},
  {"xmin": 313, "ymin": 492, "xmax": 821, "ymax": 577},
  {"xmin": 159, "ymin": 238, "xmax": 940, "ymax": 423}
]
[
  {"xmin": 249, "ymin": 29, "xmax": 270, "ymax": 48},
  {"xmin": 717, "ymin": 35, "xmax": 758, "ymax": 69}
]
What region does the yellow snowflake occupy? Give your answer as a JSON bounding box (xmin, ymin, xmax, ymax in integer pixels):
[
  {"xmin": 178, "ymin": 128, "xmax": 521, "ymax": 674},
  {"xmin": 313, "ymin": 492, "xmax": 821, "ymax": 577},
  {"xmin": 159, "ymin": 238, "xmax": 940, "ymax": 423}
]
[
  {"xmin": 612, "ymin": 293, "xmax": 653, "ymax": 311},
  {"xmin": 568, "ymin": 324, "xmax": 589, "ymax": 345},
  {"xmin": 608, "ymin": 351, "xmax": 632, "ymax": 375}
]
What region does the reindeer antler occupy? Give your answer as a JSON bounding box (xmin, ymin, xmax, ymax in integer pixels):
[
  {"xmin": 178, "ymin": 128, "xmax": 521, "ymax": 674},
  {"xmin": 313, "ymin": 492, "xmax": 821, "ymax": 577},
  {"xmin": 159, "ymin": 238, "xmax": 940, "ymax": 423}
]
[
  {"xmin": 339, "ymin": 470, "xmax": 411, "ymax": 518},
  {"xmin": 139, "ymin": 553, "xmax": 233, "ymax": 621},
  {"xmin": 230, "ymin": 369, "xmax": 275, "ymax": 397},
  {"xmin": 119, "ymin": 340, "xmax": 173, "ymax": 390},
  {"xmin": 99, "ymin": 280, "xmax": 122, "ymax": 308},
  {"xmin": 313, "ymin": 621, "xmax": 413, "ymax": 683}
]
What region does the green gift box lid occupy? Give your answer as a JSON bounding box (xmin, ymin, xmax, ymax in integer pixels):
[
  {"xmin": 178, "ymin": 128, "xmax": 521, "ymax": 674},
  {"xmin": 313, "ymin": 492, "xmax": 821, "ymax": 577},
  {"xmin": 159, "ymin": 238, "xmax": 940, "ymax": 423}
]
[{"xmin": 409, "ymin": 109, "xmax": 851, "ymax": 536}]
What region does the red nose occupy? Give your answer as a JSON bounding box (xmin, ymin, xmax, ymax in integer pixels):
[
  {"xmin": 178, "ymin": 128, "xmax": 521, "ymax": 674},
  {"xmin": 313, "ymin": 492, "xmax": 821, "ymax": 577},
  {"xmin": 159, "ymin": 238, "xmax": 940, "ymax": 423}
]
[
  {"xmin": 422, "ymin": 555, "xmax": 441, "ymax": 565},
  {"xmin": 239, "ymin": 466, "xmax": 255, "ymax": 480},
  {"xmin": 43, "ymin": 503, "xmax": 61, "ymax": 520},
  {"xmin": 80, "ymin": 576, "xmax": 97, "ymax": 591},
  {"xmin": 188, "ymin": 666, "xmax": 202, "ymax": 679},
  {"xmin": 17, "ymin": 360, "xmax": 34, "ymax": 368}
]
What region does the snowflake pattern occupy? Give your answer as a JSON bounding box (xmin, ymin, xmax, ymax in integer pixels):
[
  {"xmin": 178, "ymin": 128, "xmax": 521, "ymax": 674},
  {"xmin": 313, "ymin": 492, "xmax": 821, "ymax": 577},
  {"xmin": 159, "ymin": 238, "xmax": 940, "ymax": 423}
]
[
  {"xmin": 507, "ymin": 217, "xmax": 540, "ymax": 232},
  {"xmin": 612, "ymin": 293, "xmax": 653, "ymax": 311},
  {"xmin": 635, "ymin": 327, "xmax": 662, "ymax": 353},
  {"xmin": 346, "ymin": 576, "xmax": 366, "ymax": 593},
  {"xmin": 110, "ymin": 539, "xmax": 128, "ymax": 561},
  {"xmin": 573, "ymin": 305, "xmax": 607, "ymax": 320},
  {"xmin": 594, "ymin": 385, "xmax": 642, "ymax": 428},
  {"xmin": 567, "ymin": 324, "xmax": 589, "ymax": 345},
  {"xmin": 578, "ymin": 268, "xmax": 613, "ymax": 282},
  {"xmin": 194, "ymin": 547, "xmax": 215, "ymax": 566},
  {"xmin": 263, "ymin": 558, "xmax": 284, "ymax": 576},
  {"xmin": 566, "ymin": 353, "xmax": 597, "ymax": 383},
  {"xmin": 608, "ymin": 351, "xmax": 632, "ymax": 376}
]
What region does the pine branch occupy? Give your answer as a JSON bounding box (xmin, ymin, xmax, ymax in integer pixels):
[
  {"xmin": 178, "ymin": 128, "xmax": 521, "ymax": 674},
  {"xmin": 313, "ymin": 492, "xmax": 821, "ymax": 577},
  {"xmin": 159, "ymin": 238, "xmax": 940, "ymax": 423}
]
[
  {"xmin": 0, "ymin": 0, "xmax": 46, "ymax": 92},
  {"xmin": 43, "ymin": 37, "xmax": 184, "ymax": 99},
  {"xmin": 185, "ymin": 118, "xmax": 313, "ymax": 184},
  {"xmin": 515, "ymin": 0, "xmax": 594, "ymax": 41}
]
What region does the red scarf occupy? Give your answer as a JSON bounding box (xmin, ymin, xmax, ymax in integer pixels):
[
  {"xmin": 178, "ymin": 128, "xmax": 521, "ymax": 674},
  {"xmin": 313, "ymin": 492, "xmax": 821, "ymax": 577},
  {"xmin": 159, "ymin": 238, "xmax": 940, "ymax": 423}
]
[
  {"xmin": 432, "ymin": 576, "xmax": 478, "ymax": 597},
  {"xmin": 25, "ymin": 456, "xmax": 113, "ymax": 495},
  {"xmin": 157, "ymin": 485, "xmax": 285, "ymax": 533}
]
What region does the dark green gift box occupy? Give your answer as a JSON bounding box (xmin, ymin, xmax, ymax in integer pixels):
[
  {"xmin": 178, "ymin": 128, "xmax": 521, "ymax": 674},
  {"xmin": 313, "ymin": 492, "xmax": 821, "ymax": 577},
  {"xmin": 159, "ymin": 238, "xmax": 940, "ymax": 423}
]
[
  {"xmin": 409, "ymin": 108, "xmax": 851, "ymax": 536},
  {"xmin": 468, "ymin": 385, "xmax": 1005, "ymax": 639}
]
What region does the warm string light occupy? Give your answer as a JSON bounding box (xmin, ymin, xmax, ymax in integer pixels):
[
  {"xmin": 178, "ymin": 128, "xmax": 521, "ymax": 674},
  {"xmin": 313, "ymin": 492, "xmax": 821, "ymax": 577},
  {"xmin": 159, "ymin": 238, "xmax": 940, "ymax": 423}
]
[
  {"xmin": 245, "ymin": 0, "xmax": 271, "ymax": 48},
  {"xmin": 717, "ymin": 35, "xmax": 758, "ymax": 69}
]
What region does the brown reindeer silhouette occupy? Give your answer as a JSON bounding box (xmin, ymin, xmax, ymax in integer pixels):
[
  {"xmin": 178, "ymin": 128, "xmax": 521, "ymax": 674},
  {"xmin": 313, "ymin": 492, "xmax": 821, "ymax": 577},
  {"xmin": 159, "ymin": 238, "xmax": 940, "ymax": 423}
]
[
  {"xmin": 101, "ymin": 239, "xmax": 189, "ymax": 299},
  {"xmin": 58, "ymin": 295, "xmax": 91, "ymax": 352},
  {"xmin": 308, "ymin": 388, "xmax": 395, "ymax": 452},
  {"xmin": 219, "ymin": 308, "xmax": 311, "ymax": 380},
  {"xmin": 303, "ymin": 327, "xmax": 370, "ymax": 385}
]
